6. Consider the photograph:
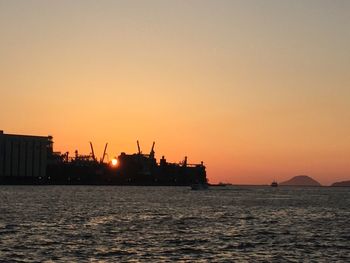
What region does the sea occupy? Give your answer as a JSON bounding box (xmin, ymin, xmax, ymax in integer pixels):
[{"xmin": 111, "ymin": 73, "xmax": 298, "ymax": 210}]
[{"xmin": 0, "ymin": 186, "xmax": 349, "ymax": 262}]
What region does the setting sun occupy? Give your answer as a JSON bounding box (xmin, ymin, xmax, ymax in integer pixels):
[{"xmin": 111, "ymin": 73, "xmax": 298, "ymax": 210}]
[{"xmin": 111, "ymin": 158, "xmax": 118, "ymax": 166}]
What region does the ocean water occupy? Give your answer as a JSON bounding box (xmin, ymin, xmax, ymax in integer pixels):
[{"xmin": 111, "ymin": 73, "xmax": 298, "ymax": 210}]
[{"xmin": 0, "ymin": 186, "xmax": 349, "ymax": 262}]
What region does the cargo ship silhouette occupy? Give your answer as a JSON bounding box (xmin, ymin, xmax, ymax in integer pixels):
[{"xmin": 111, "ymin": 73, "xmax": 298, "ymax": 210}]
[{"xmin": 0, "ymin": 131, "xmax": 207, "ymax": 185}]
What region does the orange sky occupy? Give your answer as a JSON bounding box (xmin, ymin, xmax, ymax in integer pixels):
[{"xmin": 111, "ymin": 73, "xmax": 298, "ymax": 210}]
[{"xmin": 1, "ymin": 1, "xmax": 350, "ymax": 185}]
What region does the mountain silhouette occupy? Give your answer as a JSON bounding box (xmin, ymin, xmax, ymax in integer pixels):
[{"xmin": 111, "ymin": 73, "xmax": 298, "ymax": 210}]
[
  {"xmin": 280, "ymin": 175, "xmax": 321, "ymax": 186},
  {"xmin": 331, "ymin": 180, "xmax": 350, "ymax": 187}
]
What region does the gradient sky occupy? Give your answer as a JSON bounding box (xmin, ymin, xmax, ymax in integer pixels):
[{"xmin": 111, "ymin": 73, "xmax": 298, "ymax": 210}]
[{"xmin": 1, "ymin": 0, "xmax": 349, "ymax": 185}]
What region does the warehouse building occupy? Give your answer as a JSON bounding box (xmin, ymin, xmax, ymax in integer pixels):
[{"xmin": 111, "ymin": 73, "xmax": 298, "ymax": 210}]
[{"xmin": 0, "ymin": 130, "xmax": 52, "ymax": 178}]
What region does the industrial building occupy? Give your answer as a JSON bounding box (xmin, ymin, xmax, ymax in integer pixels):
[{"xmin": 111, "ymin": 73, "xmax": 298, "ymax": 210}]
[
  {"xmin": 0, "ymin": 130, "xmax": 52, "ymax": 178},
  {"xmin": 0, "ymin": 130, "xmax": 207, "ymax": 185}
]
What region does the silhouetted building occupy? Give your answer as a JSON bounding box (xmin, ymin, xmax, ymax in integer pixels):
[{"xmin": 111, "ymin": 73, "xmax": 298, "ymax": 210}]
[
  {"xmin": 0, "ymin": 131, "xmax": 207, "ymax": 185},
  {"xmin": 0, "ymin": 130, "xmax": 52, "ymax": 178}
]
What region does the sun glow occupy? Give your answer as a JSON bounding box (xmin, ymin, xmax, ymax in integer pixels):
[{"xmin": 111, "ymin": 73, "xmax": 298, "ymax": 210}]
[{"xmin": 111, "ymin": 158, "xmax": 118, "ymax": 166}]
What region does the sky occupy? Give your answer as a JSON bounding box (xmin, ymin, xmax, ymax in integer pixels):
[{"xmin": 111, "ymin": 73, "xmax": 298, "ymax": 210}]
[{"xmin": 1, "ymin": 0, "xmax": 349, "ymax": 185}]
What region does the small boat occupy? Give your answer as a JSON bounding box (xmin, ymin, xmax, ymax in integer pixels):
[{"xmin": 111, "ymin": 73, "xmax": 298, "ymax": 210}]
[
  {"xmin": 271, "ymin": 181, "xmax": 278, "ymax": 187},
  {"xmin": 191, "ymin": 183, "xmax": 209, "ymax": 190}
]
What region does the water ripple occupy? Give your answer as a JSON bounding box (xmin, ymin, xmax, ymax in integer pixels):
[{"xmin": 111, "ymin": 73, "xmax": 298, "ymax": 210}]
[{"xmin": 0, "ymin": 186, "xmax": 349, "ymax": 262}]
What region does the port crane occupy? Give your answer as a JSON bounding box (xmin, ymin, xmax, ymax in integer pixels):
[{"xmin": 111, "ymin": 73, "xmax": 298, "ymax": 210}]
[
  {"xmin": 89, "ymin": 142, "xmax": 108, "ymax": 163},
  {"xmin": 136, "ymin": 140, "xmax": 156, "ymax": 158}
]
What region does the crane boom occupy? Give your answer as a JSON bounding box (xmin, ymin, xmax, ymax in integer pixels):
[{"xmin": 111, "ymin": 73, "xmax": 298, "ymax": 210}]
[
  {"xmin": 150, "ymin": 141, "xmax": 155, "ymax": 157},
  {"xmin": 137, "ymin": 140, "xmax": 141, "ymax": 154},
  {"xmin": 101, "ymin": 143, "xmax": 108, "ymax": 163},
  {"xmin": 89, "ymin": 142, "xmax": 96, "ymax": 161}
]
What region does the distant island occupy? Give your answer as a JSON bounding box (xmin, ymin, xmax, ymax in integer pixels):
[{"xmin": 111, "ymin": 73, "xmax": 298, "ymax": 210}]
[
  {"xmin": 331, "ymin": 180, "xmax": 350, "ymax": 187},
  {"xmin": 280, "ymin": 175, "xmax": 321, "ymax": 186}
]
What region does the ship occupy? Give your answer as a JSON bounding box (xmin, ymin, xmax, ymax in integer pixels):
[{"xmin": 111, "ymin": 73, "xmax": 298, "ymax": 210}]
[
  {"xmin": 0, "ymin": 131, "xmax": 207, "ymax": 185},
  {"xmin": 271, "ymin": 180, "xmax": 278, "ymax": 187}
]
